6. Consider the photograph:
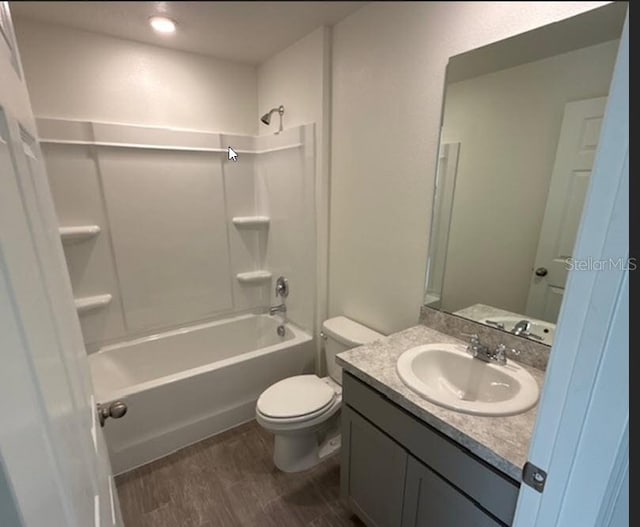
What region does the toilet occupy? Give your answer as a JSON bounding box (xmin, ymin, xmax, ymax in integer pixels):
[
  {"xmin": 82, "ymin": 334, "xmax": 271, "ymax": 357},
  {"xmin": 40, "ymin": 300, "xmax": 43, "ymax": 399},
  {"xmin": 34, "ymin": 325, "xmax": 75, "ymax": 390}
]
[{"xmin": 256, "ymin": 316, "xmax": 383, "ymax": 472}]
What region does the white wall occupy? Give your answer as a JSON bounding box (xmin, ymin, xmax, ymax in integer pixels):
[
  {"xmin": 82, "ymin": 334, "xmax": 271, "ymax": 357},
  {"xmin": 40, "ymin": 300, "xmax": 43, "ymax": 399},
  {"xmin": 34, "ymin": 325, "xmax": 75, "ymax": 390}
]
[
  {"xmin": 14, "ymin": 18, "xmax": 258, "ymax": 135},
  {"xmin": 329, "ymin": 1, "xmax": 610, "ymax": 335},
  {"xmin": 257, "ymin": 27, "xmax": 331, "ymax": 363},
  {"xmin": 441, "ymin": 40, "xmax": 618, "ymax": 315},
  {"xmin": 258, "ymin": 27, "xmax": 328, "ymax": 136}
]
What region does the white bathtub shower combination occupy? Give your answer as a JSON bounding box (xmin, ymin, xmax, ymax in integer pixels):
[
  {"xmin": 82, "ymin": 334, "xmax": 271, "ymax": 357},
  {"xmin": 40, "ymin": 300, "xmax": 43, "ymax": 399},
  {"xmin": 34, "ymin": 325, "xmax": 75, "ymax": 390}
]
[{"xmin": 89, "ymin": 314, "xmax": 314, "ymax": 474}]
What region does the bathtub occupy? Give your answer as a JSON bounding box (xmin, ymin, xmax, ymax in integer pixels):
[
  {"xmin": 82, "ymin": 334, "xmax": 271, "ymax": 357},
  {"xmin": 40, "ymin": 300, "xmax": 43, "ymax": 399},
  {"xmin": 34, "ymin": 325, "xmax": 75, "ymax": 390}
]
[{"xmin": 89, "ymin": 314, "xmax": 314, "ymax": 474}]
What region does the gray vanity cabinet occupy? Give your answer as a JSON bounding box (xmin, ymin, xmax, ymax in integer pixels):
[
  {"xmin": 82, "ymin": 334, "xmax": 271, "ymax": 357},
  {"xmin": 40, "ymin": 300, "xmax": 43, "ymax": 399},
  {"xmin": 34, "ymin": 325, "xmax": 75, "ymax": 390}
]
[
  {"xmin": 402, "ymin": 456, "xmax": 502, "ymax": 527},
  {"xmin": 341, "ymin": 406, "xmax": 407, "ymax": 527},
  {"xmin": 341, "ymin": 372, "xmax": 519, "ymax": 527}
]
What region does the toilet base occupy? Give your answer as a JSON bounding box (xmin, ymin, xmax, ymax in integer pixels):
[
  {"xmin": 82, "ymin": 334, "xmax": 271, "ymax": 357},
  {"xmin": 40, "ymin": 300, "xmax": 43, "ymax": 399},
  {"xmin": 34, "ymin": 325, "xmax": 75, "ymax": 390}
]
[
  {"xmin": 273, "ymin": 431, "xmax": 341, "ymax": 473},
  {"xmin": 318, "ymin": 431, "xmax": 341, "ymax": 459},
  {"xmin": 270, "ymin": 412, "xmax": 341, "ymax": 473},
  {"xmin": 274, "ymin": 432, "xmax": 320, "ymax": 472}
]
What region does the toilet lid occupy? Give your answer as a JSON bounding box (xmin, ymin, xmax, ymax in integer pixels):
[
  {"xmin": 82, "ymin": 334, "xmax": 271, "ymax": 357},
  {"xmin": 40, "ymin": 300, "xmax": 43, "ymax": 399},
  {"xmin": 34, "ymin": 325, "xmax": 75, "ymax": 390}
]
[{"xmin": 257, "ymin": 375, "xmax": 336, "ymax": 419}]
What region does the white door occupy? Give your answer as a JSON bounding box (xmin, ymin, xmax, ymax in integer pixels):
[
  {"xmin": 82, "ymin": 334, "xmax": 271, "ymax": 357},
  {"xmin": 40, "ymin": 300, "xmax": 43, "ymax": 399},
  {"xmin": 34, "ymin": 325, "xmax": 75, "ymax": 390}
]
[
  {"xmin": 525, "ymin": 97, "xmax": 607, "ymax": 322},
  {"xmin": 514, "ymin": 14, "xmax": 628, "ymax": 526},
  {"xmin": 0, "ymin": 3, "xmax": 121, "ymax": 526}
]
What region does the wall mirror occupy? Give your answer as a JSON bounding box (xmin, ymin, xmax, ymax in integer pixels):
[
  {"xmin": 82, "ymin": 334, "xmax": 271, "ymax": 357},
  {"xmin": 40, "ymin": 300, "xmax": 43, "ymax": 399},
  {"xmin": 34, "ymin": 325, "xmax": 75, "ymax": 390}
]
[{"xmin": 424, "ymin": 3, "xmax": 626, "ymax": 346}]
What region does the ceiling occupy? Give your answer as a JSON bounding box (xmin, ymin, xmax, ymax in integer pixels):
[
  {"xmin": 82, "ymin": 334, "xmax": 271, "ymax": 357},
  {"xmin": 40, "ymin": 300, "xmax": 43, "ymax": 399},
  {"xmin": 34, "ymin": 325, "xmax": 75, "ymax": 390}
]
[{"xmin": 10, "ymin": 1, "xmax": 366, "ymax": 64}]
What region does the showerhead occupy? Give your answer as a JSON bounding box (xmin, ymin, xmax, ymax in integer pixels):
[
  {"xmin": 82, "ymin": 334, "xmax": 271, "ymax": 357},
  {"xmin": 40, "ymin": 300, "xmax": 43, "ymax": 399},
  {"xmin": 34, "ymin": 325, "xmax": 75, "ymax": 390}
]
[
  {"xmin": 260, "ymin": 112, "xmax": 272, "ymax": 125},
  {"xmin": 260, "ymin": 105, "xmax": 285, "ymax": 133}
]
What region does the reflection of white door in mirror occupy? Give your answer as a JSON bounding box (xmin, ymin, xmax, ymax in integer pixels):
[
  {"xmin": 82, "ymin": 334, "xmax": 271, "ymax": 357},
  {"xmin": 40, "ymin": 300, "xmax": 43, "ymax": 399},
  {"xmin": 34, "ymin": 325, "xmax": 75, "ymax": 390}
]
[
  {"xmin": 425, "ymin": 142, "xmax": 460, "ymax": 308},
  {"xmin": 525, "ymin": 97, "xmax": 607, "ymax": 322}
]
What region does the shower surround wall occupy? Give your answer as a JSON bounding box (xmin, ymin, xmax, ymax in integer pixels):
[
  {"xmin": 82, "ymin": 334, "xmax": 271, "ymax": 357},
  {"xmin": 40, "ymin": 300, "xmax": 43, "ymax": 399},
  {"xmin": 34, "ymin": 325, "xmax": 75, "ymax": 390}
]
[
  {"xmin": 39, "ymin": 119, "xmax": 316, "ymax": 350},
  {"xmin": 14, "ymin": 18, "xmax": 317, "ymax": 349}
]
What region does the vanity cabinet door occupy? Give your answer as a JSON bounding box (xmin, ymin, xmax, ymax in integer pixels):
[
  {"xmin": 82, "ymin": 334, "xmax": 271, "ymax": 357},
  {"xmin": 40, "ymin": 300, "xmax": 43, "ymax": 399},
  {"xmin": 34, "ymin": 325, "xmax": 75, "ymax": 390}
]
[
  {"xmin": 402, "ymin": 455, "xmax": 504, "ymax": 527},
  {"xmin": 341, "ymin": 406, "xmax": 407, "ymax": 527}
]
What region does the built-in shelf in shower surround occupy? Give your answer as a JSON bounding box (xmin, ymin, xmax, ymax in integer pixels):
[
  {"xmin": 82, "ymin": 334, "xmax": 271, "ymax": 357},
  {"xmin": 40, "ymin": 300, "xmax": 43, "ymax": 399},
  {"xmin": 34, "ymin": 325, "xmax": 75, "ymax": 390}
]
[
  {"xmin": 232, "ymin": 216, "xmax": 270, "ymax": 228},
  {"xmin": 236, "ymin": 271, "xmax": 272, "ymax": 284},
  {"xmin": 59, "ymin": 225, "xmax": 101, "ymax": 243},
  {"xmin": 75, "ymin": 294, "xmax": 112, "ymax": 314}
]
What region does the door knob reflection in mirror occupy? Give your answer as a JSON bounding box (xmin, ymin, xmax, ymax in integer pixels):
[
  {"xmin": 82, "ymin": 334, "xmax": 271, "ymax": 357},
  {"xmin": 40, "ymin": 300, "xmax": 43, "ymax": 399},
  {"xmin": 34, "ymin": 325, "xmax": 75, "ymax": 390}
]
[
  {"xmin": 98, "ymin": 400, "xmax": 127, "ymax": 427},
  {"xmin": 535, "ymin": 267, "xmax": 548, "ymax": 277}
]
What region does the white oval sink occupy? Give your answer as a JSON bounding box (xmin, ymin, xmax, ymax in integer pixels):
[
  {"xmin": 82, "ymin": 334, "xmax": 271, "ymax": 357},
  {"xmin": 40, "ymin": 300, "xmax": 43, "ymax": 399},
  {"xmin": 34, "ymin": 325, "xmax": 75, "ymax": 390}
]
[{"xmin": 396, "ymin": 343, "xmax": 539, "ymax": 416}]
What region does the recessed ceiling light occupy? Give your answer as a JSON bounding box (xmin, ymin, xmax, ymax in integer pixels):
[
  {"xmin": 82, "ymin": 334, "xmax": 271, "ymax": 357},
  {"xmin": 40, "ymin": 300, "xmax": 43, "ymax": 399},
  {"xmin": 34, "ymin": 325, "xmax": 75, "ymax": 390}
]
[{"xmin": 149, "ymin": 16, "xmax": 176, "ymax": 34}]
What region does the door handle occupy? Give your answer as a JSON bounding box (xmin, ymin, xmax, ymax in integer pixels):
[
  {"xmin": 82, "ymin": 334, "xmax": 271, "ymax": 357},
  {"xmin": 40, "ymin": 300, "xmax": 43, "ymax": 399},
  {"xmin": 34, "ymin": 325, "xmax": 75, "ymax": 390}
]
[
  {"xmin": 535, "ymin": 267, "xmax": 548, "ymax": 277},
  {"xmin": 97, "ymin": 401, "xmax": 127, "ymax": 427}
]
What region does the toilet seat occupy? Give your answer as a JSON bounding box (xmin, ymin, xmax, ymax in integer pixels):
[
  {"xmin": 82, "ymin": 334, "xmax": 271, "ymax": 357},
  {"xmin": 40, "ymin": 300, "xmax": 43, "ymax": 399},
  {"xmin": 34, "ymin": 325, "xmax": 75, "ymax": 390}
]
[{"xmin": 257, "ymin": 375, "xmax": 337, "ymax": 421}]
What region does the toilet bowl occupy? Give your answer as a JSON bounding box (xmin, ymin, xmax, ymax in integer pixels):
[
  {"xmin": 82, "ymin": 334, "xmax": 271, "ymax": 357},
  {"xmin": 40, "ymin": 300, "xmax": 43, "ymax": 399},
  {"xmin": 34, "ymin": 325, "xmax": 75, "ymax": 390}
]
[{"xmin": 256, "ymin": 316, "xmax": 383, "ymax": 472}]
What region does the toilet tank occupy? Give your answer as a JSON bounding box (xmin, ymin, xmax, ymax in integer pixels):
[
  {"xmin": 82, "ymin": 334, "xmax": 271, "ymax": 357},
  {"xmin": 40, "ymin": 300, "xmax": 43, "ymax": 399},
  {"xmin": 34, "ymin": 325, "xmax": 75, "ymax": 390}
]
[{"xmin": 321, "ymin": 316, "xmax": 384, "ymax": 384}]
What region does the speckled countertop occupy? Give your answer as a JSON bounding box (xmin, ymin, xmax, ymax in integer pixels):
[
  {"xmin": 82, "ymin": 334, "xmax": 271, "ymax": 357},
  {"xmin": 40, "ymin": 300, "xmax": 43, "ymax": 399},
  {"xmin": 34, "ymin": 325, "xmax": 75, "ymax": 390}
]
[{"xmin": 336, "ymin": 325, "xmax": 545, "ymax": 481}]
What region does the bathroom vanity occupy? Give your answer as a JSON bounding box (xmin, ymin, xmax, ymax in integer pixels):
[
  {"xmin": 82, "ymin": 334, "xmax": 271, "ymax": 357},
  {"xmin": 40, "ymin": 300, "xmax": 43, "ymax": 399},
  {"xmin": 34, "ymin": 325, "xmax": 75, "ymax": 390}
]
[{"xmin": 337, "ymin": 325, "xmax": 546, "ymax": 527}]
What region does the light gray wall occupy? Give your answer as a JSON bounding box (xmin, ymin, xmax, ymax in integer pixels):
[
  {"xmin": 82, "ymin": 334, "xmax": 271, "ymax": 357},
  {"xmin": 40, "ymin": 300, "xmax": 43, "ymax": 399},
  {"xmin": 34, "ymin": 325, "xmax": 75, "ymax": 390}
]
[
  {"xmin": 258, "ymin": 27, "xmax": 328, "ymax": 136},
  {"xmin": 14, "ymin": 18, "xmax": 258, "ymax": 135},
  {"xmin": 329, "ymin": 1, "xmax": 610, "ymax": 335},
  {"xmin": 440, "ymin": 40, "xmax": 618, "ymax": 314}
]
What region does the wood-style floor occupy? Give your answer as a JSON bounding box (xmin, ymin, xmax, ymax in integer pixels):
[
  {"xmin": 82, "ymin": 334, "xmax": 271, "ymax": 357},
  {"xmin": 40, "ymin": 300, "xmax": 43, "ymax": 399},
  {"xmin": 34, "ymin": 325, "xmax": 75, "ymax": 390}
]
[{"xmin": 115, "ymin": 420, "xmax": 364, "ymax": 527}]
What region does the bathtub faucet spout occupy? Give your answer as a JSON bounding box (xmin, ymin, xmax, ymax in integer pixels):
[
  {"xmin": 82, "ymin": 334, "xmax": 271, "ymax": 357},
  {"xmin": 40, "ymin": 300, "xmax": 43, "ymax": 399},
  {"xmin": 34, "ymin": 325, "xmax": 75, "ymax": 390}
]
[{"xmin": 269, "ymin": 303, "xmax": 287, "ymax": 316}]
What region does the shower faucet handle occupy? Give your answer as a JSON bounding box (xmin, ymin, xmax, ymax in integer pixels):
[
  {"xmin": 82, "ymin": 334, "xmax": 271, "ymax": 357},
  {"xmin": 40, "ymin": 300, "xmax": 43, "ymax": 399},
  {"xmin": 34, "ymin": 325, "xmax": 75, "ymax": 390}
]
[{"xmin": 275, "ymin": 276, "xmax": 289, "ymax": 298}]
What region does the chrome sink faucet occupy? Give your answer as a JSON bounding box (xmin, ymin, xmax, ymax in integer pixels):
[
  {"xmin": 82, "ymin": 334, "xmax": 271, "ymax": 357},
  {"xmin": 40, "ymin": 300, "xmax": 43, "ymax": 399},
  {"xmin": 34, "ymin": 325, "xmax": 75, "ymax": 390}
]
[
  {"xmin": 511, "ymin": 319, "xmax": 543, "ymax": 341},
  {"xmin": 512, "ymin": 319, "xmax": 531, "ymax": 336},
  {"xmin": 463, "ymin": 333, "xmax": 518, "ymax": 366}
]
